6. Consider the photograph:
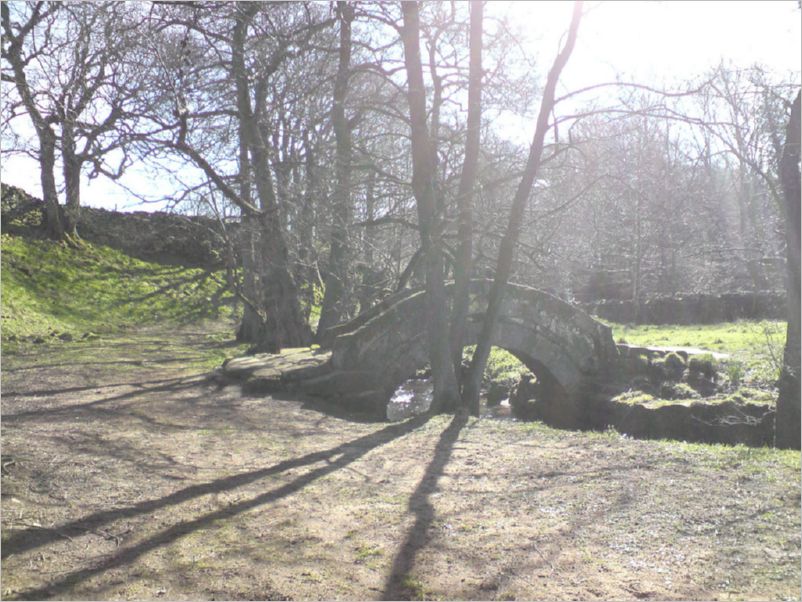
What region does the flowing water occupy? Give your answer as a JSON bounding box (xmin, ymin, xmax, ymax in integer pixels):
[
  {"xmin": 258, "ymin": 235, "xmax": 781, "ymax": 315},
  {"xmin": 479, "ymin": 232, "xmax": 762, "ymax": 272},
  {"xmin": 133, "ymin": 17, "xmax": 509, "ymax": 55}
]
[
  {"xmin": 386, "ymin": 378, "xmax": 433, "ymax": 421},
  {"xmin": 386, "ymin": 378, "xmax": 516, "ymax": 421}
]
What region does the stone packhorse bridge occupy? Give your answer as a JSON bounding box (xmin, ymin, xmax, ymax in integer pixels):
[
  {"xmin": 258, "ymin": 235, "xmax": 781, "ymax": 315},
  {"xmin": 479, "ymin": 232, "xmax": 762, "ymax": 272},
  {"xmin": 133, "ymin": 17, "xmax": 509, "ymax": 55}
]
[{"xmin": 221, "ymin": 280, "xmax": 619, "ymax": 424}]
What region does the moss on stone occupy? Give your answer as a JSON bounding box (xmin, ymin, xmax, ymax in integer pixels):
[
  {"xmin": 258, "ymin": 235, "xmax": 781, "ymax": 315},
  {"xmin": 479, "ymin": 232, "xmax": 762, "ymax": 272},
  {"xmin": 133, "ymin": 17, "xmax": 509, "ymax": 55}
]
[
  {"xmin": 664, "ymin": 351, "xmax": 687, "ymax": 373},
  {"xmin": 688, "ymin": 354, "xmax": 717, "ymax": 379},
  {"xmin": 613, "ymin": 390, "xmax": 657, "ymax": 405},
  {"xmin": 660, "ymin": 381, "xmax": 700, "ymax": 400}
]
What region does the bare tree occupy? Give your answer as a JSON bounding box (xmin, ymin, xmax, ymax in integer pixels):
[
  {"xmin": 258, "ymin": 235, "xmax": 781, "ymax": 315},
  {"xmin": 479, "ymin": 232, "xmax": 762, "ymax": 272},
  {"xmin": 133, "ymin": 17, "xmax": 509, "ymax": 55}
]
[
  {"xmin": 2, "ymin": 2, "xmax": 145, "ymax": 240},
  {"xmin": 775, "ymin": 90, "xmax": 800, "ymax": 450},
  {"xmin": 2, "ymin": 2, "xmax": 64, "ymax": 239},
  {"xmin": 141, "ymin": 2, "xmax": 333, "ymax": 351},
  {"xmin": 400, "ymin": 0, "xmax": 461, "ymax": 412},
  {"xmin": 317, "ymin": 0, "xmax": 355, "ymax": 336},
  {"xmin": 449, "ymin": 0, "xmax": 483, "ymax": 383},
  {"xmin": 463, "ymin": 1, "xmax": 583, "ymax": 414}
]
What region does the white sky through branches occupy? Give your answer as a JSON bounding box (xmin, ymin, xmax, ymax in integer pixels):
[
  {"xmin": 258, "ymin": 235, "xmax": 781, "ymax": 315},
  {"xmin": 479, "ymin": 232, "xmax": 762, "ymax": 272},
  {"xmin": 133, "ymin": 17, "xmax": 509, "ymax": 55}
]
[{"xmin": 1, "ymin": 0, "xmax": 799, "ymax": 211}]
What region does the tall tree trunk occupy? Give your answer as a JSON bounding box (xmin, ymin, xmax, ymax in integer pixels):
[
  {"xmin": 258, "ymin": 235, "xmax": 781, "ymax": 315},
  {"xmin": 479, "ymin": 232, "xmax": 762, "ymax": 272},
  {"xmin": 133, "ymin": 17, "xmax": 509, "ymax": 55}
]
[
  {"xmin": 296, "ymin": 128, "xmax": 318, "ymax": 324},
  {"xmin": 40, "ymin": 130, "xmax": 64, "ymax": 240},
  {"xmin": 317, "ymin": 1, "xmax": 354, "ymax": 337},
  {"xmin": 449, "ymin": 0, "xmax": 483, "ymax": 389},
  {"xmin": 401, "ymin": 1, "xmax": 460, "ymax": 412},
  {"xmin": 235, "ymin": 100, "xmax": 263, "ymax": 343},
  {"xmin": 364, "ymin": 168, "xmax": 376, "ymax": 267},
  {"xmin": 256, "ymin": 209, "xmax": 313, "ymax": 351},
  {"xmin": 463, "ymin": 1, "xmax": 583, "ymax": 415},
  {"xmin": 236, "ymin": 216, "xmax": 266, "ymax": 343},
  {"xmin": 736, "ymin": 166, "xmax": 768, "ymax": 290},
  {"xmin": 61, "ymin": 124, "xmax": 81, "ymax": 239},
  {"xmin": 775, "ymin": 90, "xmax": 800, "ymax": 450}
]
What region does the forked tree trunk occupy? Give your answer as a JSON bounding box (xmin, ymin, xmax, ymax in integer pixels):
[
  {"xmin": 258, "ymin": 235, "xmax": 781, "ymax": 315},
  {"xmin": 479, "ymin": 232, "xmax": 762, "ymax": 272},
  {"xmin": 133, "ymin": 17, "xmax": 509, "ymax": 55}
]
[
  {"xmin": 775, "ymin": 91, "xmax": 800, "ymax": 450},
  {"xmin": 230, "ymin": 2, "xmax": 312, "ymax": 352}
]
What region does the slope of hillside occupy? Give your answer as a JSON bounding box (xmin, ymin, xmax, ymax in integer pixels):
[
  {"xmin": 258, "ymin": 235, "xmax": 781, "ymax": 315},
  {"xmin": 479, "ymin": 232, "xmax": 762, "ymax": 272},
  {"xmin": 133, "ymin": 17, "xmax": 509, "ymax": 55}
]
[{"xmin": 1, "ymin": 234, "xmax": 236, "ymax": 348}]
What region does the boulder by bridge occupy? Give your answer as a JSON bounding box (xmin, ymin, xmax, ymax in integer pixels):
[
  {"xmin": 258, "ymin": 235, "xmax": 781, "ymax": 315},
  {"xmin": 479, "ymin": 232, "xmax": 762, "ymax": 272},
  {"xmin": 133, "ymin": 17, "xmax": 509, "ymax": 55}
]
[{"xmin": 221, "ymin": 280, "xmax": 620, "ymax": 424}]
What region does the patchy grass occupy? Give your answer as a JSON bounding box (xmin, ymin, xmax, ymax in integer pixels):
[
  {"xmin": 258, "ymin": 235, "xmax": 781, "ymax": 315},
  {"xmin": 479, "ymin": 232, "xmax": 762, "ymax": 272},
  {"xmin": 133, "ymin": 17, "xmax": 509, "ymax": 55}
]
[
  {"xmin": 613, "ymin": 390, "xmax": 658, "ymax": 405},
  {"xmin": 2, "ymin": 330, "xmax": 799, "ymax": 600},
  {"xmin": 463, "ymin": 345, "xmax": 528, "ymax": 388},
  {"xmin": 398, "ymin": 575, "xmax": 428, "ymax": 600},
  {"xmin": 1, "ymin": 234, "xmax": 236, "ymax": 350},
  {"xmin": 611, "ymin": 320, "xmax": 786, "ymax": 385},
  {"xmin": 708, "ymin": 386, "xmax": 777, "ymax": 407}
]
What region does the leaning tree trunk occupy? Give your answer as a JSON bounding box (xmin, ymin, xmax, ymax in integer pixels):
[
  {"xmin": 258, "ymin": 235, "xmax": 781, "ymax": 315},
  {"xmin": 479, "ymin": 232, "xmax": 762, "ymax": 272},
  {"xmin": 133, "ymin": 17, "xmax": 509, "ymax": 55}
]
[
  {"xmin": 401, "ymin": 1, "xmax": 460, "ymax": 412},
  {"xmin": 317, "ymin": 1, "xmax": 354, "ymax": 337},
  {"xmin": 775, "ymin": 90, "xmax": 800, "ymax": 450},
  {"xmin": 463, "ymin": 1, "xmax": 583, "ymax": 415}
]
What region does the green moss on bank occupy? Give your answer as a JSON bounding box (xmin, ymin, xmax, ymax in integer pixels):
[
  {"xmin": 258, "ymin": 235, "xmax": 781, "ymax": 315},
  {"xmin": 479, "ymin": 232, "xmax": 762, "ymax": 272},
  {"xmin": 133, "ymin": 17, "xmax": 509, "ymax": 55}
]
[{"xmin": 2, "ymin": 234, "xmax": 236, "ymax": 347}]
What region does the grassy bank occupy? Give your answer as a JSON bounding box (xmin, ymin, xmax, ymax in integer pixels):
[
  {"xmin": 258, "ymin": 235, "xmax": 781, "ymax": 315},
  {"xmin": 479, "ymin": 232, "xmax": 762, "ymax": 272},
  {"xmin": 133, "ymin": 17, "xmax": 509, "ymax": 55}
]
[
  {"xmin": 1, "ymin": 234, "xmax": 236, "ymax": 349},
  {"xmin": 611, "ymin": 320, "xmax": 786, "ymax": 385}
]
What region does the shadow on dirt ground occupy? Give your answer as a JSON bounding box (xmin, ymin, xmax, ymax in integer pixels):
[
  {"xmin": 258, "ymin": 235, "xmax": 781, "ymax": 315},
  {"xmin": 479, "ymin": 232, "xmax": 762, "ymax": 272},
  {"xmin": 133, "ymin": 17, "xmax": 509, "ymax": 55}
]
[{"xmin": 1, "ymin": 324, "xmax": 799, "ymax": 600}]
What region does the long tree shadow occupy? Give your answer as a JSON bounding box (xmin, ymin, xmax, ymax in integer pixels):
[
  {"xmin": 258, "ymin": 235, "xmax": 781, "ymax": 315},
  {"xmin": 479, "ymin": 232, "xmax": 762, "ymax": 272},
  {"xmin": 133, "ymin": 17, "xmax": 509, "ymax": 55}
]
[
  {"xmin": 5, "ymin": 414, "xmax": 431, "ymax": 599},
  {"xmin": 382, "ymin": 412, "xmax": 468, "ymax": 601},
  {"xmin": 4, "ymin": 355, "xmax": 211, "ymax": 374},
  {"xmin": 1, "ymin": 376, "xmax": 189, "ymax": 399},
  {"xmin": 1, "ymin": 374, "xmax": 210, "ymax": 422}
]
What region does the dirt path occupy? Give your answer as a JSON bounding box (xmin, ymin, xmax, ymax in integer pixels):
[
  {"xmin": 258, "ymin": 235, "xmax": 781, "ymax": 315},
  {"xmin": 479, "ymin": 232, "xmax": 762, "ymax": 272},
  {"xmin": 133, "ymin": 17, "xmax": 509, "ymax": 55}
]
[{"xmin": 2, "ymin": 325, "xmax": 799, "ymax": 601}]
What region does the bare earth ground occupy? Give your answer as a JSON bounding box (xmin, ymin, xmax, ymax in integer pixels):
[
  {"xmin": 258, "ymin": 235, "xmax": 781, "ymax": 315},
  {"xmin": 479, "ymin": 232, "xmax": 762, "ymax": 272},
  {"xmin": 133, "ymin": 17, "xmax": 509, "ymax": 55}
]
[{"xmin": 1, "ymin": 323, "xmax": 800, "ymax": 601}]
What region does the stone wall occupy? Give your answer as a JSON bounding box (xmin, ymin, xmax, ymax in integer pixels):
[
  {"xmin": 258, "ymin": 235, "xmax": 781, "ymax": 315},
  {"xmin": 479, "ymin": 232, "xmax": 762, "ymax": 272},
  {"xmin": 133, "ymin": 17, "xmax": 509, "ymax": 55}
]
[
  {"xmin": 1, "ymin": 184, "xmax": 235, "ymax": 268},
  {"xmin": 583, "ymin": 292, "xmax": 786, "ymax": 324}
]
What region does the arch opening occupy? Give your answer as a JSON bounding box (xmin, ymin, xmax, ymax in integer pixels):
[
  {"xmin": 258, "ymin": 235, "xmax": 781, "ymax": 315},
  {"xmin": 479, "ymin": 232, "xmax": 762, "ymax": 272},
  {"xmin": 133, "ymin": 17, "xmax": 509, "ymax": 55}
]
[{"xmin": 385, "ymin": 345, "xmax": 568, "ymax": 422}]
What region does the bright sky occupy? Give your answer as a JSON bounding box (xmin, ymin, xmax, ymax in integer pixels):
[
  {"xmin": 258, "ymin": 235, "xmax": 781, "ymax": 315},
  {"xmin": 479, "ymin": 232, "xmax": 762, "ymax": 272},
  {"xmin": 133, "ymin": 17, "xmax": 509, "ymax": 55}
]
[{"xmin": 1, "ymin": 0, "xmax": 800, "ymax": 211}]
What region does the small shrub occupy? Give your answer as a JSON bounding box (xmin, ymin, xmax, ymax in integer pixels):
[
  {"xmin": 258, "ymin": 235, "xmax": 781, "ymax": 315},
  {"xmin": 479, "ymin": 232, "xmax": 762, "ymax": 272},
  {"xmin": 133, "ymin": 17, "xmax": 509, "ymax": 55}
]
[{"xmin": 725, "ymin": 361, "xmax": 744, "ymax": 386}]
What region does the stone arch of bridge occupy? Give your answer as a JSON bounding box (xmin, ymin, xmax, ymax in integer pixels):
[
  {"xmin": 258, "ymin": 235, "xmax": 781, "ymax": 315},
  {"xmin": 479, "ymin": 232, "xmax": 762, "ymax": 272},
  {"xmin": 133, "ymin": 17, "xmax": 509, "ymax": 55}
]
[{"xmin": 326, "ymin": 281, "xmax": 619, "ymax": 425}]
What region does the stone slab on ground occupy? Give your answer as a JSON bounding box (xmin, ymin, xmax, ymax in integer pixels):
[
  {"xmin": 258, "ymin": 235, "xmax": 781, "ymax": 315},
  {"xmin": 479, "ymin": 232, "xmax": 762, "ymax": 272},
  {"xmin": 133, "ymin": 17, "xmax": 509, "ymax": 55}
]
[
  {"xmin": 220, "ymin": 348, "xmax": 388, "ymax": 417},
  {"xmin": 617, "ymin": 343, "xmax": 730, "ymax": 361},
  {"xmin": 222, "ymin": 347, "xmax": 333, "ymax": 385}
]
